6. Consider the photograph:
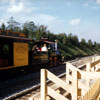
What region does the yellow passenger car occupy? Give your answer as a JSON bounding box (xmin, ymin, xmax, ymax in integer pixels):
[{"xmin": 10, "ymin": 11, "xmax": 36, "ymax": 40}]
[{"xmin": 0, "ymin": 29, "xmax": 32, "ymax": 71}]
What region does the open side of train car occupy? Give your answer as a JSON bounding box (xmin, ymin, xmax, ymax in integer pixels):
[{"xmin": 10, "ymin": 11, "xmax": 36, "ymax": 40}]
[
  {"xmin": 0, "ymin": 29, "xmax": 32, "ymax": 72},
  {"xmin": 30, "ymin": 40, "xmax": 62, "ymax": 68}
]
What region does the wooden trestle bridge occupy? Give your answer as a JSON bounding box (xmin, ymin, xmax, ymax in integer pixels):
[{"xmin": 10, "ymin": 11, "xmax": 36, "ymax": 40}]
[{"xmin": 40, "ymin": 56, "xmax": 100, "ymax": 100}]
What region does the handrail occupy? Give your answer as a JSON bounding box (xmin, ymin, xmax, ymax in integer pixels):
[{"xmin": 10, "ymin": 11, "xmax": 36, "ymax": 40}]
[
  {"xmin": 91, "ymin": 59, "xmax": 100, "ymax": 68},
  {"xmin": 86, "ymin": 58, "xmax": 100, "ymax": 71},
  {"xmin": 41, "ymin": 69, "xmax": 69, "ymax": 100}
]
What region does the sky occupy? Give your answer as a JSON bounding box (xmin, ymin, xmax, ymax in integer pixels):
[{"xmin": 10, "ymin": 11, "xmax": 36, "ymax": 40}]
[{"xmin": 0, "ymin": 0, "xmax": 100, "ymax": 42}]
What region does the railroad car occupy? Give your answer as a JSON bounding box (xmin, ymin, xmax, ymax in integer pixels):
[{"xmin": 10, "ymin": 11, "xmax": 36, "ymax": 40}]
[
  {"xmin": 0, "ymin": 29, "xmax": 33, "ymax": 74},
  {"xmin": 0, "ymin": 29, "xmax": 62, "ymax": 74}
]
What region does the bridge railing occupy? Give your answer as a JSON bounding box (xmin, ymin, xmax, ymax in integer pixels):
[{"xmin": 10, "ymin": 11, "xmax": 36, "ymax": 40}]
[
  {"xmin": 41, "ymin": 56, "xmax": 100, "ymax": 100},
  {"xmin": 86, "ymin": 57, "xmax": 100, "ymax": 71},
  {"xmin": 79, "ymin": 78, "xmax": 100, "ymax": 100},
  {"xmin": 41, "ymin": 69, "xmax": 70, "ymax": 100}
]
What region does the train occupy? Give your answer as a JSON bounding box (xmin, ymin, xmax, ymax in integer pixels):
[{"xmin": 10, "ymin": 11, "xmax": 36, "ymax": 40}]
[{"xmin": 0, "ymin": 29, "xmax": 62, "ymax": 74}]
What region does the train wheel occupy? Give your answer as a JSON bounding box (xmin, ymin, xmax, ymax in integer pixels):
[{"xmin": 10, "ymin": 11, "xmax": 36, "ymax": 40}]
[
  {"xmin": 54, "ymin": 57, "xmax": 57, "ymax": 66},
  {"xmin": 49, "ymin": 57, "xmax": 53, "ymax": 67}
]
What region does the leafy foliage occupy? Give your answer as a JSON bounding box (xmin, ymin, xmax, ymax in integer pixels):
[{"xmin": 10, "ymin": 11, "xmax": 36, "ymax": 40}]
[{"xmin": 7, "ymin": 16, "xmax": 21, "ymax": 32}]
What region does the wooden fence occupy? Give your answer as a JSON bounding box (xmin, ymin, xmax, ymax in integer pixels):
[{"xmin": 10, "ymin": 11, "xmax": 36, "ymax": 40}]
[
  {"xmin": 41, "ymin": 69, "xmax": 70, "ymax": 100},
  {"xmin": 79, "ymin": 78, "xmax": 100, "ymax": 100},
  {"xmin": 41, "ymin": 57, "xmax": 100, "ymax": 100}
]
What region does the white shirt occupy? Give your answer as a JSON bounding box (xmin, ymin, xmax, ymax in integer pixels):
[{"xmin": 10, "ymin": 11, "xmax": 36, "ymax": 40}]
[{"xmin": 41, "ymin": 46, "xmax": 48, "ymax": 51}]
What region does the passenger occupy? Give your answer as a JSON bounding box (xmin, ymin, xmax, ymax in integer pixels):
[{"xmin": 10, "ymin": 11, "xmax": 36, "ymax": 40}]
[
  {"xmin": 41, "ymin": 44, "xmax": 48, "ymax": 51},
  {"xmin": 32, "ymin": 45, "xmax": 38, "ymax": 51}
]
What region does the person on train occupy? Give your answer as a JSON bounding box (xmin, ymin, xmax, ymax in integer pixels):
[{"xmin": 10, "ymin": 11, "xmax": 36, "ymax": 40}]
[
  {"xmin": 41, "ymin": 44, "xmax": 48, "ymax": 51},
  {"xmin": 32, "ymin": 45, "xmax": 38, "ymax": 51}
]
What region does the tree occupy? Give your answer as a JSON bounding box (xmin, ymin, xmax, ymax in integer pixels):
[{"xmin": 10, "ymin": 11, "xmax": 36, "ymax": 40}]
[
  {"xmin": 56, "ymin": 33, "xmax": 67, "ymax": 44},
  {"xmin": 7, "ymin": 16, "xmax": 20, "ymax": 31},
  {"xmin": 48, "ymin": 32, "xmax": 56, "ymax": 42},
  {"xmin": 23, "ymin": 21, "xmax": 37, "ymax": 38},
  {"xmin": 80, "ymin": 38, "xmax": 86, "ymax": 45},
  {"xmin": 1, "ymin": 23, "xmax": 6, "ymax": 30},
  {"xmin": 22, "ymin": 25, "xmax": 29, "ymax": 38},
  {"xmin": 35, "ymin": 25, "xmax": 48, "ymax": 40},
  {"xmin": 67, "ymin": 33, "xmax": 79, "ymax": 46},
  {"xmin": 88, "ymin": 39, "xmax": 93, "ymax": 49}
]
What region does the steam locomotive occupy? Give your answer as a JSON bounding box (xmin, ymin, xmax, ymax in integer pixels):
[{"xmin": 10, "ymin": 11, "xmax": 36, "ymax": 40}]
[{"xmin": 0, "ymin": 29, "xmax": 62, "ymax": 73}]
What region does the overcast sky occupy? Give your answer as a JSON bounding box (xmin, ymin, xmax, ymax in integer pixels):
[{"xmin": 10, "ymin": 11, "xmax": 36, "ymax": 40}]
[{"xmin": 0, "ymin": 0, "xmax": 100, "ymax": 42}]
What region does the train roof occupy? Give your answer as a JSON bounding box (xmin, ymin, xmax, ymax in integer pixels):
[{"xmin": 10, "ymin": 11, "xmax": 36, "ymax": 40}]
[
  {"xmin": 33, "ymin": 40, "xmax": 54, "ymax": 45},
  {"xmin": 0, "ymin": 29, "xmax": 32, "ymax": 41},
  {"xmin": 0, "ymin": 34, "xmax": 32, "ymax": 41}
]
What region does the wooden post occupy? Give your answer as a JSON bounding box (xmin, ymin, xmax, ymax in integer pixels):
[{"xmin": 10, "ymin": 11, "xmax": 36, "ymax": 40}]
[
  {"xmin": 66, "ymin": 62, "xmax": 69, "ymax": 84},
  {"xmin": 66, "ymin": 62, "xmax": 72, "ymax": 84},
  {"xmin": 92, "ymin": 57, "xmax": 95, "ymax": 62},
  {"xmin": 92, "ymin": 57, "xmax": 95, "ymax": 71},
  {"xmin": 66, "ymin": 62, "xmax": 79, "ymax": 100},
  {"xmin": 72, "ymin": 70, "xmax": 78, "ymax": 100},
  {"xmin": 86, "ymin": 63, "xmax": 91, "ymax": 71},
  {"xmin": 41, "ymin": 69, "xmax": 47, "ymax": 100}
]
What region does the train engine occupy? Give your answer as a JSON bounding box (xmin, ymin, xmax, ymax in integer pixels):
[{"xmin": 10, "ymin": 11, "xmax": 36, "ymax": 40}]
[{"xmin": 30, "ymin": 39, "xmax": 62, "ymax": 69}]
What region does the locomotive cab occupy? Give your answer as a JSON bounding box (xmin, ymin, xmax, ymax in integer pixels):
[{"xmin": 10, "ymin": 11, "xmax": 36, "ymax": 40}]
[
  {"xmin": 30, "ymin": 40, "xmax": 51, "ymax": 68},
  {"xmin": 30, "ymin": 40, "xmax": 62, "ymax": 67}
]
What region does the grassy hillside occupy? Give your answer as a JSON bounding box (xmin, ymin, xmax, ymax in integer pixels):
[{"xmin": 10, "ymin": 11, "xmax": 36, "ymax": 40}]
[{"xmin": 58, "ymin": 41, "xmax": 100, "ymax": 60}]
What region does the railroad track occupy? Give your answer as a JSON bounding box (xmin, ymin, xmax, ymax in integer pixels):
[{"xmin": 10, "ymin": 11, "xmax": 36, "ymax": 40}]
[
  {"xmin": 4, "ymin": 55, "xmax": 99, "ymax": 100},
  {"xmin": 4, "ymin": 73, "xmax": 66, "ymax": 100}
]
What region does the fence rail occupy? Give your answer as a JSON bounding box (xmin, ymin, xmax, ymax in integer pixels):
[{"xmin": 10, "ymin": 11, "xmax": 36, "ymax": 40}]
[
  {"xmin": 41, "ymin": 69, "xmax": 69, "ymax": 100},
  {"xmin": 87, "ymin": 58, "xmax": 100, "ymax": 71}
]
